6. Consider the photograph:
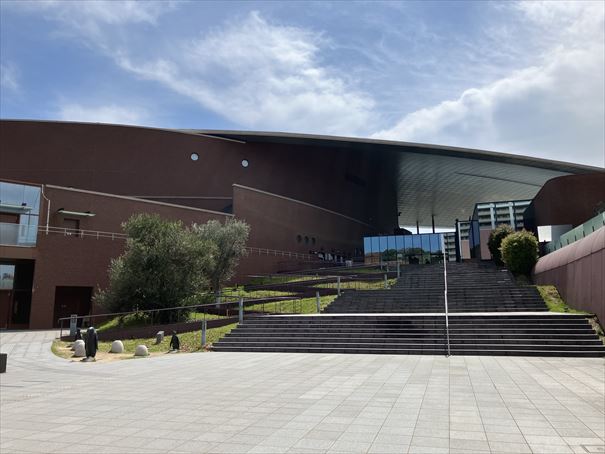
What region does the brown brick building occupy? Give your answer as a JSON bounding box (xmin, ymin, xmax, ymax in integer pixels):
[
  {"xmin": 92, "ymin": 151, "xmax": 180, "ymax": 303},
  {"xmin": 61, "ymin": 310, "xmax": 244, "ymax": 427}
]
[{"xmin": 0, "ymin": 120, "xmax": 600, "ymax": 328}]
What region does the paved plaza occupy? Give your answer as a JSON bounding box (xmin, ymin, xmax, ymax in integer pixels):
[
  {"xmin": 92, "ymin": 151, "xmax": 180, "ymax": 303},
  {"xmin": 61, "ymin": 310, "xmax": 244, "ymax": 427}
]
[{"xmin": 1, "ymin": 331, "xmax": 604, "ymax": 454}]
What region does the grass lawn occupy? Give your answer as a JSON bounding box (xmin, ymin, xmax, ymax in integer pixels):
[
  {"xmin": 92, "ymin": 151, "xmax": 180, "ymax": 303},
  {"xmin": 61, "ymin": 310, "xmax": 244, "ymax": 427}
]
[
  {"xmin": 313, "ymin": 278, "xmax": 397, "ymax": 290},
  {"xmin": 245, "ymin": 295, "xmax": 337, "ymax": 314},
  {"xmin": 247, "ymin": 275, "xmax": 325, "ymax": 286},
  {"xmin": 221, "ymin": 286, "xmax": 296, "ymax": 298},
  {"xmin": 537, "ymin": 285, "xmax": 590, "ymax": 314},
  {"xmin": 97, "ymin": 311, "xmax": 227, "ymax": 332},
  {"xmin": 52, "ymin": 323, "xmax": 238, "ymax": 361}
]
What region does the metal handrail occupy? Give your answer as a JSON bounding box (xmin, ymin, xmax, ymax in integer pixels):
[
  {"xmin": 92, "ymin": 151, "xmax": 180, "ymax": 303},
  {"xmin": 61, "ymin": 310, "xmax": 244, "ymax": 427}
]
[
  {"xmin": 57, "ymin": 294, "xmax": 306, "ymax": 338},
  {"xmin": 441, "ymin": 236, "xmax": 451, "ymax": 357}
]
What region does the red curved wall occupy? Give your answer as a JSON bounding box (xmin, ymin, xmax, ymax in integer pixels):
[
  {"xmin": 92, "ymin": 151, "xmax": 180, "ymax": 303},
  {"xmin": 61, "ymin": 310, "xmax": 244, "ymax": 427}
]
[{"xmin": 533, "ymin": 227, "xmax": 605, "ymax": 324}]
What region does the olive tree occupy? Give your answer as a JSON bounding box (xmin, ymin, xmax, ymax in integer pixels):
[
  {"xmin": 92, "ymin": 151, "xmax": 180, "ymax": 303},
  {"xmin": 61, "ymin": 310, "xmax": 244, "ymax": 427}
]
[
  {"xmin": 192, "ymin": 218, "xmax": 250, "ymax": 303},
  {"xmin": 95, "ymin": 213, "xmax": 214, "ymax": 321}
]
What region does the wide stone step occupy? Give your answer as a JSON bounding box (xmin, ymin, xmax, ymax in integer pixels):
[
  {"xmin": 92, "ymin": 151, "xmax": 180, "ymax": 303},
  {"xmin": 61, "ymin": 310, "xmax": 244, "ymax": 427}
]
[
  {"xmin": 223, "ymin": 334, "xmax": 603, "ymax": 345},
  {"xmin": 211, "ymin": 345, "xmax": 605, "ymax": 357}
]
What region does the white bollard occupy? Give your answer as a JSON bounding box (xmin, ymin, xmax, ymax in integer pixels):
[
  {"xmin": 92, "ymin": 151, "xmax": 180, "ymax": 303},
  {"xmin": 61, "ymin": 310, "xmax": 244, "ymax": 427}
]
[
  {"xmin": 397, "ymin": 261, "xmax": 401, "ymax": 278},
  {"xmin": 316, "ymin": 291, "xmax": 321, "ymax": 313},
  {"xmin": 384, "ymin": 274, "xmax": 388, "ymax": 289},
  {"xmin": 201, "ymin": 320, "xmax": 207, "ymax": 346}
]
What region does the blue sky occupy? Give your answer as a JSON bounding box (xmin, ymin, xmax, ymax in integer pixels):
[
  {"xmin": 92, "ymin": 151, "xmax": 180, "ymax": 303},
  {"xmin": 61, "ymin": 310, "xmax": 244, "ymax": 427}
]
[{"xmin": 1, "ymin": 1, "xmax": 604, "ymax": 166}]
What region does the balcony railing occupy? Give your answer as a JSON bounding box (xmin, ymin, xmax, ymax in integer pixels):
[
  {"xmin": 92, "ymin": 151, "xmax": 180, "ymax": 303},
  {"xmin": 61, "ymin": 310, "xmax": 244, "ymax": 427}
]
[{"xmin": 0, "ymin": 222, "xmax": 38, "ymax": 247}]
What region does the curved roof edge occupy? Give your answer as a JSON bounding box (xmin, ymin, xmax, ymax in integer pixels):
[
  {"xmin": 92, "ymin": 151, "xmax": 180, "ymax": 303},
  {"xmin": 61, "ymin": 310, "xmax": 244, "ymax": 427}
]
[
  {"xmin": 194, "ymin": 129, "xmax": 604, "ymax": 174},
  {"xmin": 1, "ymin": 119, "xmax": 602, "ymax": 174}
]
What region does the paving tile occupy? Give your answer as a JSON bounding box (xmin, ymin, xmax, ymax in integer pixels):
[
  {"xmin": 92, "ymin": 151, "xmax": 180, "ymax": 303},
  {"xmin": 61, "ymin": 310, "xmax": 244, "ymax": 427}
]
[{"xmin": 368, "ymin": 442, "xmax": 408, "ymax": 453}]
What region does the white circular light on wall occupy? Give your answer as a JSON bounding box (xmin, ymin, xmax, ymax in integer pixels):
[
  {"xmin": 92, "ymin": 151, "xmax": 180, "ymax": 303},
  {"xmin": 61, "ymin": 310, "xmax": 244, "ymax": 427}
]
[
  {"xmin": 241, "ymin": 159, "xmax": 249, "ymax": 168},
  {"xmin": 190, "ymin": 153, "xmax": 199, "ymax": 161}
]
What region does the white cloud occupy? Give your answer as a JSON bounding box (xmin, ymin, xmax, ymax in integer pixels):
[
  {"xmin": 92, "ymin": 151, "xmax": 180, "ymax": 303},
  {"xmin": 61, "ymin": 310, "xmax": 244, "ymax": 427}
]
[
  {"xmin": 57, "ymin": 103, "xmax": 147, "ymax": 125},
  {"xmin": 0, "ymin": 62, "xmax": 19, "ymax": 92},
  {"xmin": 373, "ymin": 2, "xmax": 605, "ymax": 167},
  {"xmin": 6, "ymin": 0, "xmax": 172, "ymax": 25},
  {"xmin": 115, "ymin": 12, "xmax": 374, "ymax": 135}
]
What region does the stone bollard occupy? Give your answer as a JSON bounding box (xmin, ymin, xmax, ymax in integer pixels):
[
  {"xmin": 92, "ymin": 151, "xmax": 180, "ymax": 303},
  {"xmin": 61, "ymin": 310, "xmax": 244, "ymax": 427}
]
[
  {"xmin": 73, "ymin": 340, "xmax": 86, "ymax": 357},
  {"xmin": 155, "ymin": 331, "xmax": 164, "ymax": 345},
  {"xmin": 110, "ymin": 340, "xmax": 124, "ymax": 353},
  {"xmin": 134, "ymin": 345, "xmax": 149, "ymax": 357},
  {"xmin": 0, "ymin": 353, "xmax": 7, "ymax": 373}
]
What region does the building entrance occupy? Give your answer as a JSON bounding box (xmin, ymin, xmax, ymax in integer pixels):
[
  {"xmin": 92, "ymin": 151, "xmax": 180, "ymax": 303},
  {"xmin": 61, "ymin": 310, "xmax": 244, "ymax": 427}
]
[
  {"xmin": 53, "ymin": 287, "xmax": 92, "ymax": 327},
  {"xmin": 0, "ymin": 261, "xmax": 34, "ymax": 329}
]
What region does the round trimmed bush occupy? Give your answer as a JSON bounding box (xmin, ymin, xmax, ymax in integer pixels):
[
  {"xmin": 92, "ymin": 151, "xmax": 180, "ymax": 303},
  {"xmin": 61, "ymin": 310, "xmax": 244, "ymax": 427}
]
[
  {"xmin": 487, "ymin": 224, "xmax": 514, "ymax": 265},
  {"xmin": 500, "ymin": 230, "xmax": 539, "ymax": 276}
]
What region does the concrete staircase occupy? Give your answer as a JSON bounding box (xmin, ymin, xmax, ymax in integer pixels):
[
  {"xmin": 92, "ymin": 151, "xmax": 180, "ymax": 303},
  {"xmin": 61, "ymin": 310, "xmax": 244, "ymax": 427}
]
[
  {"xmin": 212, "ymin": 261, "xmax": 605, "ymax": 357},
  {"xmin": 324, "ymin": 262, "xmax": 547, "ymax": 313},
  {"xmin": 212, "ymin": 314, "xmax": 605, "ymax": 357}
]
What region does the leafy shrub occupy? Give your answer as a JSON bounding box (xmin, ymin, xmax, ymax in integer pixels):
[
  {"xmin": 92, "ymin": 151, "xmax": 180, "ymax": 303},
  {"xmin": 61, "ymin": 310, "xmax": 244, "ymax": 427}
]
[
  {"xmin": 500, "ymin": 230, "xmax": 539, "ymax": 276},
  {"xmin": 487, "ymin": 224, "xmax": 514, "ymax": 265}
]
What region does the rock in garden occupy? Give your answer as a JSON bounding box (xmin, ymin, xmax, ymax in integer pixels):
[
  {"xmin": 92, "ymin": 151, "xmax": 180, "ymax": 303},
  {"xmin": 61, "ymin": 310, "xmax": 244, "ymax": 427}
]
[
  {"xmin": 134, "ymin": 345, "xmax": 149, "ymax": 357},
  {"xmin": 155, "ymin": 331, "xmax": 164, "ymax": 344},
  {"xmin": 73, "ymin": 340, "xmax": 86, "ymax": 357},
  {"xmin": 110, "ymin": 340, "xmax": 124, "ymax": 353}
]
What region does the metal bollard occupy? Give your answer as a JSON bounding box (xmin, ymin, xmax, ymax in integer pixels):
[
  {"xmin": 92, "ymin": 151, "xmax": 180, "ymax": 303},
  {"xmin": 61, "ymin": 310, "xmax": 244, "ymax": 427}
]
[
  {"xmin": 239, "ymin": 297, "xmax": 244, "ymax": 324},
  {"xmin": 384, "ymin": 274, "xmax": 388, "ymax": 289},
  {"xmin": 397, "ymin": 262, "xmax": 401, "ymax": 278},
  {"xmin": 201, "ymin": 320, "xmax": 207, "ymax": 346},
  {"xmin": 69, "ymin": 314, "xmax": 78, "ymax": 337},
  {"xmin": 337, "ymin": 276, "xmax": 341, "ymax": 296},
  {"xmin": 316, "ymin": 291, "xmax": 321, "ymax": 313}
]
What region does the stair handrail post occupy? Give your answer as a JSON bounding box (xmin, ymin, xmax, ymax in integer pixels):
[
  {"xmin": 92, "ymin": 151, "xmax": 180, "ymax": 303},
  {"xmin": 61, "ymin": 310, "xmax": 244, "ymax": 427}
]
[
  {"xmin": 441, "ymin": 235, "xmax": 451, "ymax": 357},
  {"xmin": 239, "ymin": 297, "xmax": 244, "ymax": 325}
]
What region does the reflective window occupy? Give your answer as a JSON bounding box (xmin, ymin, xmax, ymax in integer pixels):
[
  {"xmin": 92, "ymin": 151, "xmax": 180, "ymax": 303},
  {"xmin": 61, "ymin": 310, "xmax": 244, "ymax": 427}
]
[
  {"xmin": 421, "ymin": 235, "xmax": 430, "ymax": 254},
  {"xmin": 363, "ymin": 237, "xmax": 372, "ymax": 260},
  {"xmin": 379, "ymin": 236, "xmax": 388, "ymax": 253},
  {"xmin": 404, "ymin": 235, "xmax": 412, "ymax": 256},
  {"xmin": 396, "ymin": 235, "xmax": 404, "ymax": 258},
  {"xmin": 430, "ymin": 234, "xmax": 441, "ymax": 253},
  {"xmin": 0, "ymin": 264, "xmax": 15, "ymax": 290}
]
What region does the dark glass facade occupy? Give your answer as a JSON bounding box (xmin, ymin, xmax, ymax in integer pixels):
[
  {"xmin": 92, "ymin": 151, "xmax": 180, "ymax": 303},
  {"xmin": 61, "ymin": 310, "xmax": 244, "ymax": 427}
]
[{"xmin": 363, "ymin": 233, "xmax": 444, "ymax": 265}]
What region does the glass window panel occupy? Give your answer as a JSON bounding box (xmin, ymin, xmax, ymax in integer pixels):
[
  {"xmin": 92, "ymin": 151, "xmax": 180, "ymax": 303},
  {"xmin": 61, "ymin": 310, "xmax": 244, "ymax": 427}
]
[
  {"xmin": 404, "ymin": 235, "xmax": 412, "ymax": 255},
  {"xmin": 430, "ymin": 234, "xmax": 440, "ymax": 253},
  {"xmin": 371, "ymin": 236, "xmax": 379, "ymax": 254},
  {"xmin": 412, "ymin": 235, "xmax": 421, "ymax": 250},
  {"xmin": 379, "ymin": 236, "xmax": 388, "ymax": 253},
  {"xmin": 421, "ymin": 234, "xmax": 430, "ymax": 254},
  {"xmin": 383, "ymin": 236, "xmax": 397, "ymax": 261},
  {"xmin": 396, "ymin": 235, "xmax": 404, "ymax": 259},
  {"xmin": 363, "ymin": 237, "xmax": 371, "ymax": 255},
  {"xmin": 0, "ymin": 264, "xmax": 15, "ymax": 289}
]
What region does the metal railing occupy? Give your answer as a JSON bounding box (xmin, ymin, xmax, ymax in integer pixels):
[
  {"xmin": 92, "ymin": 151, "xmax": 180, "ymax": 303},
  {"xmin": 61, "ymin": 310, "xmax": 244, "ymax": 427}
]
[
  {"xmin": 57, "ymin": 293, "xmax": 316, "ymax": 339},
  {"xmin": 35, "ymin": 225, "xmax": 327, "ymax": 261},
  {"xmin": 44, "ymin": 225, "xmax": 127, "ymax": 240}
]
